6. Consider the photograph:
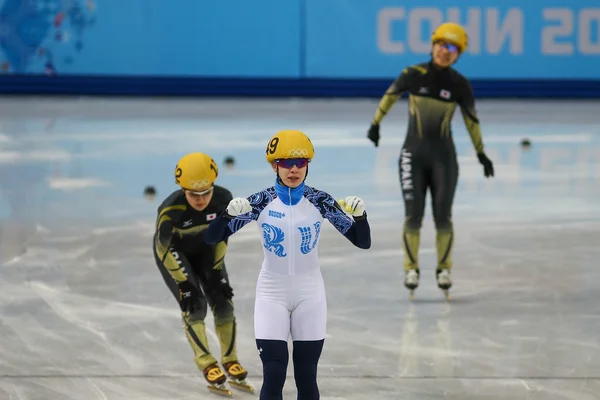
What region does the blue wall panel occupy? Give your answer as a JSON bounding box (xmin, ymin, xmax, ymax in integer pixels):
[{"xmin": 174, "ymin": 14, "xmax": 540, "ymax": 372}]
[
  {"xmin": 0, "ymin": 0, "xmax": 599, "ymax": 97},
  {"xmin": 305, "ymin": 0, "xmax": 600, "ymax": 79},
  {"xmin": 0, "ymin": 0, "xmax": 301, "ymax": 77}
]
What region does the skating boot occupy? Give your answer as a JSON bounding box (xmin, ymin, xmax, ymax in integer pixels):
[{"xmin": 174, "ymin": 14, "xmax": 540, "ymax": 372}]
[
  {"xmin": 436, "ymin": 269, "xmax": 452, "ymax": 300},
  {"xmin": 404, "ymin": 269, "xmax": 420, "ymax": 300},
  {"xmin": 203, "ymin": 363, "xmax": 232, "ymax": 397},
  {"xmin": 223, "ymin": 361, "xmax": 255, "ymax": 394}
]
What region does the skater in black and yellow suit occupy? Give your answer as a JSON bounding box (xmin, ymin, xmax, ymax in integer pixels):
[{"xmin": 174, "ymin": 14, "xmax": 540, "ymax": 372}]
[
  {"xmin": 366, "ymin": 22, "xmax": 495, "ymax": 299},
  {"xmin": 153, "ymin": 152, "xmax": 253, "ymax": 395}
]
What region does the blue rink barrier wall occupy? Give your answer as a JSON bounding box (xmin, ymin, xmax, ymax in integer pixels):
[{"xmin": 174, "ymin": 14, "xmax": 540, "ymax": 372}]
[{"xmin": 1, "ymin": 1, "xmax": 599, "ymax": 98}]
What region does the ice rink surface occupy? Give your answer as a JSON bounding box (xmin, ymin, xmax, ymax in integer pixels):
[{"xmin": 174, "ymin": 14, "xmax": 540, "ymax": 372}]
[{"xmin": 0, "ymin": 96, "xmax": 599, "ymax": 400}]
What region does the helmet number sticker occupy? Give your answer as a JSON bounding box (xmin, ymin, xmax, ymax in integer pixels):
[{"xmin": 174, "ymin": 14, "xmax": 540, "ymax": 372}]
[
  {"xmin": 175, "ymin": 166, "xmax": 183, "ymax": 184},
  {"xmin": 210, "ymin": 159, "xmax": 218, "ymax": 176},
  {"xmin": 266, "ymin": 137, "xmax": 279, "ymax": 155}
]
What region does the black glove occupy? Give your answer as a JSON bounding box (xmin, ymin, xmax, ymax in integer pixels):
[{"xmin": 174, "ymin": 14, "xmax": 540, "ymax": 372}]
[
  {"xmin": 207, "ymin": 273, "xmax": 234, "ymax": 300},
  {"xmin": 220, "ymin": 279, "xmax": 234, "ymax": 299},
  {"xmin": 367, "ymin": 124, "xmax": 380, "ymax": 147},
  {"xmin": 178, "ymin": 280, "xmax": 201, "ymax": 313},
  {"xmin": 477, "ymin": 152, "xmax": 494, "ymax": 178},
  {"xmin": 217, "ymin": 276, "xmax": 234, "ymax": 299}
]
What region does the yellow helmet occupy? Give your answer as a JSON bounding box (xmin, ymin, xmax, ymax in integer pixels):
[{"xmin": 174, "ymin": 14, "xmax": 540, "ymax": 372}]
[
  {"xmin": 175, "ymin": 152, "xmax": 218, "ymax": 191},
  {"xmin": 265, "ymin": 130, "xmax": 314, "ymax": 163},
  {"xmin": 431, "ymin": 22, "xmax": 468, "ymax": 53}
]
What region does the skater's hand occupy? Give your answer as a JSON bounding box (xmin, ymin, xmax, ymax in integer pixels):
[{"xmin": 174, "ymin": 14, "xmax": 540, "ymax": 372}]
[
  {"xmin": 367, "ymin": 124, "xmax": 380, "ymax": 147},
  {"xmin": 338, "ymin": 196, "xmax": 365, "ymax": 217},
  {"xmin": 220, "ymin": 280, "xmax": 234, "ymax": 299},
  {"xmin": 477, "ymin": 152, "xmax": 494, "ymax": 178},
  {"xmin": 208, "ymin": 273, "xmax": 234, "ymax": 299},
  {"xmin": 177, "ymin": 280, "xmax": 201, "ymax": 313},
  {"xmin": 226, "ymin": 197, "xmax": 251, "ymax": 217}
]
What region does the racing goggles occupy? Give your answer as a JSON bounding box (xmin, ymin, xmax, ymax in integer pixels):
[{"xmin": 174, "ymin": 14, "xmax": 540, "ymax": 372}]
[
  {"xmin": 435, "ymin": 41, "xmax": 459, "ymax": 53},
  {"xmin": 184, "ymin": 186, "xmax": 214, "ymax": 197},
  {"xmin": 275, "ymin": 158, "xmax": 309, "ymax": 169}
]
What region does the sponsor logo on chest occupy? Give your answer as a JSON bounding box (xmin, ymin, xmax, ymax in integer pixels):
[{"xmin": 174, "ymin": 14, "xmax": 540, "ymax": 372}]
[{"xmin": 268, "ymin": 209, "xmax": 286, "ymax": 219}]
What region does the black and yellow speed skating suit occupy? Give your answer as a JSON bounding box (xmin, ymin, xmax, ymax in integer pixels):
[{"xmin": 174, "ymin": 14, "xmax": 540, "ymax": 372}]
[
  {"xmin": 371, "ymin": 60, "xmax": 487, "ymax": 274},
  {"xmin": 153, "ymin": 186, "xmax": 239, "ymax": 373}
]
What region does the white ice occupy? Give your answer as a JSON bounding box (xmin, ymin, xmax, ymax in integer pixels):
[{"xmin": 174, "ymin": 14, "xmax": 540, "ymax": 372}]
[{"xmin": 0, "ymin": 97, "xmax": 599, "ymax": 399}]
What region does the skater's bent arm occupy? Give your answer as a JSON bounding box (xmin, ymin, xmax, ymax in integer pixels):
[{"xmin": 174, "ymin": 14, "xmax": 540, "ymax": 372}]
[
  {"xmin": 205, "ymin": 216, "xmax": 235, "ymax": 244},
  {"xmin": 372, "ymin": 66, "xmax": 417, "ymax": 125},
  {"xmin": 458, "ymin": 79, "xmax": 485, "ymax": 154},
  {"xmin": 154, "ymin": 217, "xmax": 188, "ymax": 283},
  {"xmin": 312, "ymin": 194, "xmax": 371, "ymax": 249},
  {"xmin": 204, "ymin": 188, "xmax": 236, "ymax": 246},
  {"xmin": 213, "ymin": 240, "xmax": 227, "ymax": 272},
  {"xmin": 206, "ymin": 190, "xmax": 275, "ymax": 245},
  {"xmin": 205, "ymin": 207, "xmax": 258, "ymax": 244},
  {"xmin": 372, "ymin": 90, "xmax": 400, "ymax": 125},
  {"xmin": 343, "ymin": 215, "xmax": 371, "ymax": 249}
]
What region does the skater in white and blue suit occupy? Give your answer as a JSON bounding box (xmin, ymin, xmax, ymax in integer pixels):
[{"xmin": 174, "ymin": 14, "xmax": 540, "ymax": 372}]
[{"xmin": 206, "ymin": 129, "xmax": 371, "ymax": 399}]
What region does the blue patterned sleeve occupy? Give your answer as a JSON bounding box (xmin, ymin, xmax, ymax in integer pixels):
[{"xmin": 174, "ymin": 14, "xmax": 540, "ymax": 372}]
[
  {"xmin": 205, "ymin": 188, "xmax": 276, "ymax": 244},
  {"xmin": 304, "ymin": 188, "xmax": 371, "ymax": 249}
]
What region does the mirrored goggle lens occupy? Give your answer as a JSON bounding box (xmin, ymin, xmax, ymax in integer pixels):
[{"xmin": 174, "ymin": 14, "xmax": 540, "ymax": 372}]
[
  {"xmin": 440, "ymin": 42, "xmax": 459, "ymax": 53},
  {"xmin": 277, "ymin": 158, "xmax": 309, "ymax": 169}
]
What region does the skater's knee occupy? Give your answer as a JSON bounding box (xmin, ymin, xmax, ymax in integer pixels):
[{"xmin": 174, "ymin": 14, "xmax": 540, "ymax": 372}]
[
  {"xmin": 262, "ymin": 358, "xmax": 287, "ymax": 385},
  {"xmin": 256, "ymin": 339, "xmax": 288, "ymax": 399},
  {"xmin": 433, "ymin": 216, "xmax": 453, "ymax": 231},
  {"xmin": 404, "ymin": 216, "xmax": 423, "ymax": 231},
  {"xmin": 184, "ymin": 300, "xmax": 208, "ymax": 323},
  {"xmin": 293, "ymin": 340, "xmax": 324, "ymax": 399},
  {"xmin": 293, "ymin": 340, "xmax": 324, "ymax": 366},
  {"xmin": 213, "ymin": 312, "xmax": 235, "ymax": 326},
  {"xmin": 257, "ymin": 339, "xmax": 289, "ymax": 363},
  {"xmin": 433, "ymin": 203, "xmax": 453, "ymax": 230},
  {"xmin": 212, "ymin": 301, "xmax": 235, "ymax": 325}
]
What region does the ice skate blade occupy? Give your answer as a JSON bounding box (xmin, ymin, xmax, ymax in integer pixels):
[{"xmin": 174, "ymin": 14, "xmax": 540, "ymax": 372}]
[
  {"xmin": 440, "ymin": 289, "xmax": 451, "ymax": 301},
  {"xmin": 409, "ymin": 290, "xmax": 415, "ymax": 301},
  {"xmin": 229, "ymin": 379, "xmax": 255, "ymax": 394},
  {"xmin": 208, "ymin": 384, "xmax": 233, "ymax": 397}
]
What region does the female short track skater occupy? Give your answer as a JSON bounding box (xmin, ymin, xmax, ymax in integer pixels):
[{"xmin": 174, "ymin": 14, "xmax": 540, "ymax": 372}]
[
  {"xmin": 366, "ymin": 22, "xmax": 495, "ymax": 300},
  {"xmin": 153, "ymin": 152, "xmax": 253, "ymax": 396},
  {"xmin": 206, "ymin": 130, "xmax": 371, "ymax": 399}
]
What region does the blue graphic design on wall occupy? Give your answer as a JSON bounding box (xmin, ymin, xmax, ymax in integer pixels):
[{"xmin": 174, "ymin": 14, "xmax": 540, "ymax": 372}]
[
  {"xmin": 0, "ymin": 0, "xmax": 96, "ymax": 74},
  {"xmin": 2, "ymin": 1, "xmax": 599, "ymax": 80},
  {"xmin": 261, "ymin": 223, "xmax": 286, "ymax": 257},
  {"xmin": 298, "ymin": 222, "xmax": 321, "ymax": 255}
]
